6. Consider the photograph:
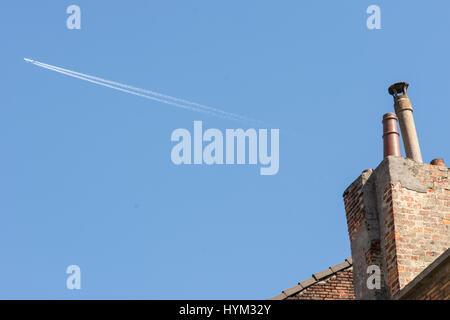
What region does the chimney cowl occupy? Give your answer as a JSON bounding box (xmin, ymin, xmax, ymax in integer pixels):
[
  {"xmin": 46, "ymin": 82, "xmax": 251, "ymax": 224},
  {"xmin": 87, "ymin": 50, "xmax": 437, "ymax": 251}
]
[{"xmin": 388, "ymin": 82, "xmax": 409, "ymax": 97}]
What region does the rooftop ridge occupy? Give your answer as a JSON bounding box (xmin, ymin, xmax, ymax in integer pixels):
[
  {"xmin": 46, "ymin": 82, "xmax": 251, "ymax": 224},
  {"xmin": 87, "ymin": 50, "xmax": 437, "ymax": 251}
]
[{"xmin": 268, "ymin": 257, "xmax": 353, "ymax": 300}]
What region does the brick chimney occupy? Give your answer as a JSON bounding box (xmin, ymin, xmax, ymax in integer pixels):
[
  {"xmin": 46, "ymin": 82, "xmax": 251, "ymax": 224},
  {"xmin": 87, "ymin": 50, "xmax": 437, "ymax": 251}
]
[{"xmin": 343, "ymin": 84, "xmax": 449, "ymax": 299}]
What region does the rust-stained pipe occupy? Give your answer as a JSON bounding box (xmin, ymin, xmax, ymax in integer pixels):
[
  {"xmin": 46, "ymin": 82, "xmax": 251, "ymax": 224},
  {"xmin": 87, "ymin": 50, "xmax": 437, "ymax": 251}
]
[
  {"xmin": 430, "ymin": 158, "xmax": 446, "ymax": 167},
  {"xmin": 382, "ymin": 113, "xmax": 401, "ymax": 158},
  {"xmin": 388, "ymin": 82, "xmax": 423, "ymax": 163}
]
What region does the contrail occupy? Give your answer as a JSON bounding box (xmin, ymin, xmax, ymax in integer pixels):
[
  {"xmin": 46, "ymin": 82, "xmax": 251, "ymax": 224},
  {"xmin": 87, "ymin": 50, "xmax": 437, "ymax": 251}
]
[
  {"xmin": 29, "ymin": 63, "xmax": 219, "ymax": 116},
  {"xmin": 24, "ymin": 58, "xmax": 263, "ymax": 125},
  {"xmin": 30, "ymin": 59, "xmax": 256, "ymax": 123}
]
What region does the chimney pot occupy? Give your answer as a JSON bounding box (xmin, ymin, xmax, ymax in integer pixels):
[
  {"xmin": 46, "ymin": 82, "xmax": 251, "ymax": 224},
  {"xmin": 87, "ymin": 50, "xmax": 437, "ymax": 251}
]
[
  {"xmin": 388, "ymin": 82, "xmax": 423, "ymax": 163},
  {"xmin": 382, "ymin": 113, "xmax": 401, "ymax": 158},
  {"xmin": 430, "ymin": 158, "xmax": 446, "ymax": 167}
]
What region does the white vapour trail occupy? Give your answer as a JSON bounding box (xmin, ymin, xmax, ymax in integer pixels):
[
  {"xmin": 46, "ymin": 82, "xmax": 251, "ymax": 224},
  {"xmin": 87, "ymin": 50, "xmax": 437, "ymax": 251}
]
[
  {"xmin": 30, "ymin": 62, "xmax": 220, "ymax": 117},
  {"xmin": 25, "ymin": 58, "xmax": 262, "ymax": 124},
  {"xmin": 32, "ymin": 60, "xmax": 257, "ymax": 123}
]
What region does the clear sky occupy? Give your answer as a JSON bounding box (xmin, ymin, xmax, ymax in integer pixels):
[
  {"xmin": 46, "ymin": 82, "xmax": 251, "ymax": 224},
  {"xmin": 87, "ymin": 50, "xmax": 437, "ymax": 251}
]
[{"xmin": 1, "ymin": 1, "xmax": 449, "ymax": 299}]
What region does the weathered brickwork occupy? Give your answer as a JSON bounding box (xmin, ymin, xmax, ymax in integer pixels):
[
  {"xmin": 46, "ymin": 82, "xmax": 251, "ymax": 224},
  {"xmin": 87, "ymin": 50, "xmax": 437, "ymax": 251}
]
[
  {"xmin": 382, "ymin": 184, "xmax": 401, "ymax": 296},
  {"xmin": 413, "ymin": 276, "xmax": 449, "ymax": 300},
  {"xmin": 384, "ymin": 161, "xmax": 449, "ymax": 296},
  {"xmin": 344, "ymin": 186, "xmax": 365, "ymax": 240},
  {"xmin": 286, "ymin": 269, "xmax": 355, "ymax": 300},
  {"xmin": 398, "ymin": 250, "xmax": 449, "ymax": 300},
  {"xmin": 343, "ymin": 156, "xmax": 449, "ymax": 299},
  {"xmin": 389, "ymin": 184, "xmax": 448, "ymax": 294},
  {"xmin": 343, "ymin": 176, "xmax": 365, "ymax": 240},
  {"xmin": 271, "ymin": 157, "xmax": 448, "ymax": 301},
  {"xmin": 269, "ymin": 259, "xmax": 355, "ymax": 300},
  {"xmin": 343, "ymin": 169, "xmax": 388, "ymax": 299}
]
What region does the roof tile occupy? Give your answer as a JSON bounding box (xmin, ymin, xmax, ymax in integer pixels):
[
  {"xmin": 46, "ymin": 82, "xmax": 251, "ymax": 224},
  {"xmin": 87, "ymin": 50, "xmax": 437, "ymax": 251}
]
[
  {"xmin": 268, "ymin": 293, "xmax": 288, "ymax": 300},
  {"xmin": 313, "ymin": 268, "xmax": 333, "ymax": 280},
  {"xmin": 299, "ymin": 277, "xmax": 316, "ymax": 288},
  {"xmin": 330, "ymin": 261, "xmax": 351, "ymax": 273},
  {"xmin": 271, "ymin": 257, "xmax": 354, "ymax": 300},
  {"xmin": 282, "ymin": 284, "xmax": 303, "ymax": 296}
]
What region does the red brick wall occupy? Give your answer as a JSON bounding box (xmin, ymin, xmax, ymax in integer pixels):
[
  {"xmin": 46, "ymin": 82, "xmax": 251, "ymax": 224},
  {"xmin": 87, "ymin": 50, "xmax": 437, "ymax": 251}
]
[
  {"xmin": 398, "ymin": 251, "xmax": 449, "ymax": 300},
  {"xmin": 286, "ymin": 269, "xmax": 355, "ymax": 300},
  {"xmin": 343, "ymin": 169, "xmax": 388, "ymax": 299},
  {"xmin": 412, "ymin": 272, "xmax": 449, "ymax": 300},
  {"xmin": 343, "ymin": 157, "xmax": 449, "ymax": 299},
  {"xmin": 344, "ymin": 177, "xmax": 366, "ymax": 240},
  {"xmin": 386, "ymin": 162, "xmax": 449, "ymax": 297}
]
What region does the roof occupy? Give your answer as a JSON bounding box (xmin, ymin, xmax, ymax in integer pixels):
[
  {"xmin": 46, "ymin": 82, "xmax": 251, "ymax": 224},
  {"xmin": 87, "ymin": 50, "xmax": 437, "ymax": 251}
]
[{"xmin": 269, "ymin": 257, "xmax": 353, "ymax": 300}]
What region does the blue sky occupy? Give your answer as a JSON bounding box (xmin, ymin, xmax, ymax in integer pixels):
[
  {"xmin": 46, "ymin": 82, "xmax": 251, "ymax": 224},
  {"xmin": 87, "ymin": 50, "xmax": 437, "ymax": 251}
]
[{"xmin": 1, "ymin": 1, "xmax": 449, "ymax": 299}]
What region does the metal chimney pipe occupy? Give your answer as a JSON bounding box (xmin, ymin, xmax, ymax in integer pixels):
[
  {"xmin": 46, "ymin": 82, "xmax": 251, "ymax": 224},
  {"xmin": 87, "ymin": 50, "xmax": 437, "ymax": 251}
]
[
  {"xmin": 382, "ymin": 113, "xmax": 401, "ymax": 158},
  {"xmin": 388, "ymin": 82, "xmax": 423, "ymax": 163}
]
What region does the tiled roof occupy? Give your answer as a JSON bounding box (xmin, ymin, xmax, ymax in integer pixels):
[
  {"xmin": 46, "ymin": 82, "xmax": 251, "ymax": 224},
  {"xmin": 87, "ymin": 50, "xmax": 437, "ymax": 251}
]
[{"xmin": 269, "ymin": 257, "xmax": 353, "ymax": 300}]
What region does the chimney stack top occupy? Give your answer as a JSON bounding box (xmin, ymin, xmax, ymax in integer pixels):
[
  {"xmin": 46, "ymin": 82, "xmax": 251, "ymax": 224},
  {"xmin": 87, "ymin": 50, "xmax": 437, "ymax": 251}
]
[
  {"xmin": 389, "ymin": 82, "xmax": 409, "ymax": 97},
  {"xmin": 430, "ymin": 158, "xmax": 446, "ymax": 167}
]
